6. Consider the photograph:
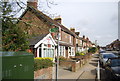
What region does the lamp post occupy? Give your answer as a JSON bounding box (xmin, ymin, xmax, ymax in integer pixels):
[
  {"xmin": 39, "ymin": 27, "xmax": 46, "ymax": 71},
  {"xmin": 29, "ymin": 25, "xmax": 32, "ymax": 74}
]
[
  {"xmin": 56, "ymin": 27, "xmax": 60, "ymax": 81},
  {"xmin": 49, "ymin": 24, "xmax": 60, "ymax": 81}
]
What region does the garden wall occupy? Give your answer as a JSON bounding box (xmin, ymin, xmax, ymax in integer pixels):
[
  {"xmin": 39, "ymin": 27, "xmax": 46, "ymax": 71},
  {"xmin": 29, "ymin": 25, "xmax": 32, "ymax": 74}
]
[
  {"xmin": 59, "ymin": 60, "xmax": 81, "ymax": 72},
  {"xmin": 59, "ymin": 54, "xmax": 92, "ymax": 72}
]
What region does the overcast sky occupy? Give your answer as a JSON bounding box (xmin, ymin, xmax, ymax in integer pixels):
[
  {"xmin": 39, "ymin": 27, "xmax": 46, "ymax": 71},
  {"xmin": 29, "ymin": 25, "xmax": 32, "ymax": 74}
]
[{"xmin": 42, "ymin": 0, "xmax": 119, "ymax": 46}]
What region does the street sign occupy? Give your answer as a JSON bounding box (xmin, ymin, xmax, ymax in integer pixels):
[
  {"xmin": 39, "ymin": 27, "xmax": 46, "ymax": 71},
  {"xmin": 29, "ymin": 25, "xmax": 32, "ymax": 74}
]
[{"xmin": 49, "ymin": 27, "xmax": 59, "ymax": 33}]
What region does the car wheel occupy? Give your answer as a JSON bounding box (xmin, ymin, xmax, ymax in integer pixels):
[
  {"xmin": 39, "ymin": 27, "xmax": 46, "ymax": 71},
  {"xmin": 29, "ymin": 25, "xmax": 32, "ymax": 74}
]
[{"xmin": 99, "ymin": 61, "xmax": 102, "ymax": 67}]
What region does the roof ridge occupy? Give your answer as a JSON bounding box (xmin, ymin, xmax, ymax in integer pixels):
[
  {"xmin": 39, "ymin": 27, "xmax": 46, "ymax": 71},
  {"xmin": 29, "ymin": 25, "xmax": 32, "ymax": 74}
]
[{"xmin": 19, "ymin": 6, "xmax": 78, "ymax": 37}]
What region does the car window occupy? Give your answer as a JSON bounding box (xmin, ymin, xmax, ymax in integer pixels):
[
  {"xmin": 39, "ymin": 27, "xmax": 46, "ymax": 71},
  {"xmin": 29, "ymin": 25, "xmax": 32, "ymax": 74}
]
[
  {"xmin": 103, "ymin": 54, "xmax": 116, "ymax": 58},
  {"xmin": 111, "ymin": 59, "xmax": 120, "ymax": 67}
]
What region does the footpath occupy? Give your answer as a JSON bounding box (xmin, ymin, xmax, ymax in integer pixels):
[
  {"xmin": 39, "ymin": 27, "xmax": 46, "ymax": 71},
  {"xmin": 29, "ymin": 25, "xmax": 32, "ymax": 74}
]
[{"xmin": 58, "ymin": 54, "xmax": 99, "ymax": 80}]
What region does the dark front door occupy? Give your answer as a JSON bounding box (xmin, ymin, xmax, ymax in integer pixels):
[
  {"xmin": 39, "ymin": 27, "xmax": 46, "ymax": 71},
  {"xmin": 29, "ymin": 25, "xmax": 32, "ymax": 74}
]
[{"xmin": 65, "ymin": 47, "xmax": 68, "ymax": 58}]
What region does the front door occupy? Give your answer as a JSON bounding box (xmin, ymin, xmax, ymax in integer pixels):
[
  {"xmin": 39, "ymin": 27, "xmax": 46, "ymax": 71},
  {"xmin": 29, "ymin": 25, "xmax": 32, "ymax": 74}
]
[{"xmin": 65, "ymin": 47, "xmax": 68, "ymax": 58}]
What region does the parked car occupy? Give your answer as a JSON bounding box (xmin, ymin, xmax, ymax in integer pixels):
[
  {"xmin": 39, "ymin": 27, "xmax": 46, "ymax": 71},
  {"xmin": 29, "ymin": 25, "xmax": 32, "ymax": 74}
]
[
  {"xmin": 99, "ymin": 53, "xmax": 117, "ymax": 67},
  {"xmin": 106, "ymin": 48, "xmax": 112, "ymax": 51},
  {"xmin": 116, "ymin": 49, "xmax": 119, "ymax": 51},
  {"xmin": 99, "ymin": 50, "xmax": 106, "ymax": 54},
  {"xmin": 105, "ymin": 57, "xmax": 120, "ymax": 80}
]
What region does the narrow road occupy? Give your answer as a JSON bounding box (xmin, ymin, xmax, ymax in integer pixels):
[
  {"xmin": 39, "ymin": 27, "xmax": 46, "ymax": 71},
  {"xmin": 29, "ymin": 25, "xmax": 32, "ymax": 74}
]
[{"xmin": 58, "ymin": 54, "xmax": 99, "ymax": 80}]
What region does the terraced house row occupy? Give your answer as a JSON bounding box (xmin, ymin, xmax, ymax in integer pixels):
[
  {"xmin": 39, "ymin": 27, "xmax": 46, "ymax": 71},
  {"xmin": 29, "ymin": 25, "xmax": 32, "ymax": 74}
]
[{"xmin": 17, "ymin": 0, "xmax": 94, "ymax": 59}]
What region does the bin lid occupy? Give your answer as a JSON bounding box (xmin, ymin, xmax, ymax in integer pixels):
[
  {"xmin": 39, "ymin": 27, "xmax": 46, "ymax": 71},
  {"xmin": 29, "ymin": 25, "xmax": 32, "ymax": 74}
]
[{"xmin": 0, "ymin": 51, "xmax": 33, "ymax": 57}]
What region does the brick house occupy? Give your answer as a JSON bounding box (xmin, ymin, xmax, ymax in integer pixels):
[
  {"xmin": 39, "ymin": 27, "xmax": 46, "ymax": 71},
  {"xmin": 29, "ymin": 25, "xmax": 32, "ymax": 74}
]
[
  {"xmin": 81, "ymin": 35, "xmax": 87, "ymax": 51},
  {"xmin": 18, "ymin": 0, "xmax": 77, "ymax": 58},
  {"xmin": 111, "ymin": 39, "xmax": 120, "ymax": 51},
  {"xmin": 80, "ymin": 35, "xmax": 93, "ymax": 52},
  {"xmin": 70, "ymin": 28, "xmax": 83, "ymax": 53},
  {"xmin": 106, "ymin": 39, "xmax": 120, "ymax": 51},
  {"xmin": 70, "ymin": 28, "xmax": 93, "ymax": 53},
  {"xmin": 52, "ymin": 18, "xmax": 77, "ymax": 58}
]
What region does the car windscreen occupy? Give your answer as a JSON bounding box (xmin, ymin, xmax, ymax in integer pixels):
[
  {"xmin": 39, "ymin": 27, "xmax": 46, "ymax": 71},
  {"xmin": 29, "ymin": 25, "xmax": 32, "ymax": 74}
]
[
  {"xmin": 111, "ymin": 59, "xmax": 120, "ymax": 67},
  {"xmin": 103, "ymin": 54, "xmax": 116, "ymax": 58}
]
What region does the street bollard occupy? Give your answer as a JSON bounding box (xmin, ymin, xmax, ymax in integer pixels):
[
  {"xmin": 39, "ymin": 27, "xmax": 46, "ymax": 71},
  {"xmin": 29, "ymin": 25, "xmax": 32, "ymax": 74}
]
[{"xmin": 97, "ymin": 61, "xmax": 100, "ymax": 80}]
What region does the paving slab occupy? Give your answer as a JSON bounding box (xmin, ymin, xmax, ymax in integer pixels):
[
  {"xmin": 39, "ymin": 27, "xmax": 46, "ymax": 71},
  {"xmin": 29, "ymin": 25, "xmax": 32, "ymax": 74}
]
[{"xmin": 58, "ymin": 54, "xmax": 99, "ymax": 80}]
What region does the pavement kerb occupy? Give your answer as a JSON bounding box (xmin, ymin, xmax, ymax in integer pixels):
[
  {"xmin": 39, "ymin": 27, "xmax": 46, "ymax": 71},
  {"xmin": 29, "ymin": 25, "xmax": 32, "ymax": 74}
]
[{"xmin": 58, "ymin": 54, "xmax": 98, "ymax": 79}]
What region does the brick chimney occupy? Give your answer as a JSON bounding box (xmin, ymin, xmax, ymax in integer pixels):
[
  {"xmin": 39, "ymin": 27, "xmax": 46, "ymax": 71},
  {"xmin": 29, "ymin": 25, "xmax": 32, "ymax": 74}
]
[
  {"xmin": 54, "ymin": 17, "xmax": 62, "ymax": 24},
  {"xmin": 70, "ymin": 28, "xmax": 75, "ymax": 32},
  {"xmin": 27, "ymin": 0, "xmax": 38, "ymax": 9},
  {"xmin": 86, "ymin": 37, "xmax": 89, "ymax": 41},
  {"xmin": 75, "ymin": 32, "xmax": 80, "ymax": 36},
  {"xmin": 83, "ymin": 35, "xmax": 85, "ymax": 39}
]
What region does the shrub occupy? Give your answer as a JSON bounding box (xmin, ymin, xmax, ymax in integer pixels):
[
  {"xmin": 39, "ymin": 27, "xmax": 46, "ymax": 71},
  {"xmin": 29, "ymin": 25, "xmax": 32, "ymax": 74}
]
[
  {"xmin": 79, "ymin": 52, "xmax": 85, "ymax": 55},
  {"xmin": 76, "ymin": 52, "xmax": 80, "ymax": 56},
  {"xmin": 75, "ymin": 52, "xmax": 85, "ymax": 56},
  {"xmin": 34, "ymin": 57, "xmax": 53, "ymax": 61},
  {"xmin": 34, "ymin": 57, "xmax": 53, "ymax": 71},
  {"xmin": 88, "ymin": 47, "xmax": 98, "ymax": 54}
]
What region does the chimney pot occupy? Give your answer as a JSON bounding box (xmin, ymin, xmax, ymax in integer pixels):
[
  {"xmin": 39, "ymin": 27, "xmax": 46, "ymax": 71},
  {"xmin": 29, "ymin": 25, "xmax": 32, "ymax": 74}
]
[
  {"xmin": 70, "ymin": 28, "xmax": 75, "ymax": 32},
  {"xmin": 83, "ymin": 35, "xmax": 85, "ymax": 39},
  {"xmin": 27, "ymin": 0, "xmax": 38, "ymax": 9}
]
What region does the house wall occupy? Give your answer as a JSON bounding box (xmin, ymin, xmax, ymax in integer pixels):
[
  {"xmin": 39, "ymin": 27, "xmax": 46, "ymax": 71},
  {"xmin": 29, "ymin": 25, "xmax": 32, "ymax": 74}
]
[
  {"xmin": 18, "ymin": 11, "xmax": 50, "ymax": 36},
  {"xmin": 61, "ymin": 31, "xmax": 74, "ymax": 45},
  {"xmin": 18, "ymin": 8, "xmax": 77, "ymax": 58},
  {"xmin": 60, "ymin": 31, "xmax": 76, "ymax": 58},
  {"xmin": 73, "ymin": 37, "xmax": 76, "ymax": 53}
]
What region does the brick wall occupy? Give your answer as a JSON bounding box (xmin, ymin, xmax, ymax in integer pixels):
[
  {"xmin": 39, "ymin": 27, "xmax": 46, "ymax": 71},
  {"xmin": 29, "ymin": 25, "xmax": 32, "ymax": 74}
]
[
  {"xmin": 59, "ymin": 60, "xmax": 81, "ymax": 72},
  {"xmin": 18, "ymin": 11, "xmax": 50, "ymax": 36},
  {"xmin": 61, "ymin": 31, "xmax": 74, "ymax": 45},
  {"xmin": 77, "ymin": 39, "xmax": 81, "ymax": 46},
  {"xmin": 61, "ymin": 31, "xmax": 69, "ymax": 43}
]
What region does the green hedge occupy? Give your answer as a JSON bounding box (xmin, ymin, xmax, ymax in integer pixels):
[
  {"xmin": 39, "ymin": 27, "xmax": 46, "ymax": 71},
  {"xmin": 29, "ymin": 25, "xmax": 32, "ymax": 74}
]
[{"xmin": 34, "ymin": 57, "xmax": 53, "ymax": 71}]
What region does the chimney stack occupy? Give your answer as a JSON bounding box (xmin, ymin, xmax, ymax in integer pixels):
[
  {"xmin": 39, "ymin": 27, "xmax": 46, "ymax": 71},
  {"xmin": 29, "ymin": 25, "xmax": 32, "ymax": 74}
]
[
  {"xmin": 27, "ymin": 0, "xmax": 38, "ymax": 9},
  {"xmin": 83, "ymin": 35, "xmax": 85, "ymax": 39},
  {"xmin": 86, "ymin": 37, "xmax": 89, "ymax": 41},
  {"xmin": 75, "ymin": 32, "xmax": 80, "ymax": 36},
  {"xmin": 54, "ymin": 17, "xmax": 62, "ymax": 24},
  {"xmin": 70, "ymin": 28, "xmax": 75, "ymax": 32}
]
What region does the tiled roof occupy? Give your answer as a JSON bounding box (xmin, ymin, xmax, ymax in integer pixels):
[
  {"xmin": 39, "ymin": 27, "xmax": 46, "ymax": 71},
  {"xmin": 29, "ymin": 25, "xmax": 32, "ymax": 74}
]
[
  {"xmin": 19, "ymin": 6, "xmax": 77, "ymax": 37},
  {"xmin": 29, "ymin": 33, "xmax": 48, "ymax": 45}
]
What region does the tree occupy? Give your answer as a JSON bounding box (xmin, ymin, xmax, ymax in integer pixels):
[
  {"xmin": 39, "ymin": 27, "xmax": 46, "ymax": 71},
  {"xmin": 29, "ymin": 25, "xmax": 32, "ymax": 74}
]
[
  {"xmin": 1, "ymin": 0, "xmax": 57, "ymax": 51},
  {"xmin": 88, "ymin": 47, "xmax": 98, "ymax": 54},
  {"xmin": 1, "ymin": 2, "xmax": 29, "ymax": 51}
]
